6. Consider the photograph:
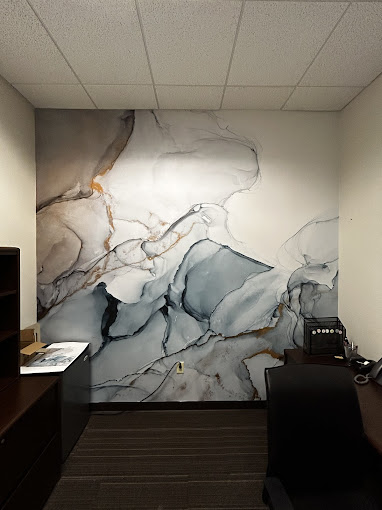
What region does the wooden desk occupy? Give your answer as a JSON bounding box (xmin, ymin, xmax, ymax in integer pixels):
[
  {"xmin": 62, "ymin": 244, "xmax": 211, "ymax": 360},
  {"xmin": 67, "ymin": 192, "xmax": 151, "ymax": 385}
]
[{"xmin": 284, "ymin": 348, "xmax": 382, "ymax": 455}]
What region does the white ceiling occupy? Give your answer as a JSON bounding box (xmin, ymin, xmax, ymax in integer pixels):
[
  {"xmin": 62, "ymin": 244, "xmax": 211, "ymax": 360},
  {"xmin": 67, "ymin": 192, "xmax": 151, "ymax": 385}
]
[{"xmin": 1, "ymin": 0, "xmax": 382, "ymax": 111}]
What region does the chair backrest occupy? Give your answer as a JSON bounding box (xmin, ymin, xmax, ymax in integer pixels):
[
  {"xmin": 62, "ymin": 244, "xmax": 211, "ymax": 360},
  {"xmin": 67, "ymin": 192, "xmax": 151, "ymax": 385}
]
[{"xmin": 265, "ymin": 364, "xmax": 366, "ymax": 490}]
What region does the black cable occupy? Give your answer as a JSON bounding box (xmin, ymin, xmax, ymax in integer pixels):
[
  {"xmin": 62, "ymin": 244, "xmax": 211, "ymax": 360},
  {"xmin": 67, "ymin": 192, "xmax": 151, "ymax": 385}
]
[{"xmin": 140, "ymin": 361, "xmax": 180, "ymax": 402}]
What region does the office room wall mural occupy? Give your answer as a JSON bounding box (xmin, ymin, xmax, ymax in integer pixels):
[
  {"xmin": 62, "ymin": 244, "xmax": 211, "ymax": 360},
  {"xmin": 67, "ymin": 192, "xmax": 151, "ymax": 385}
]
[{"xmin": 36, "ymin": 109, "xmax": 339, "ymax": 402}]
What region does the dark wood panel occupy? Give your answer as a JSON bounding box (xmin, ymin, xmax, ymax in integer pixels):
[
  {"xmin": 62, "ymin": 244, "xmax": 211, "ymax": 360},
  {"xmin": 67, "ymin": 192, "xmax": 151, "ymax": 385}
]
[
  {"xmin": 0, "ymin": 377, "xmax": 60, "ymax": 510},
  {"xmin": 61, "ymin": 347, "xmax": 90, "ymax": 460},
  {"xmin": 0, "ymin": 331, "xmax": 18, "ymax": 344},
  {"xmin": 0, "ymin": 247, "xmax": 20, "ymax": 391},
  {"xmin": 0, "ymin": 249, "xmax": 19, "ymax": 294},
  {"xmin": 2, "ymin": 434, "xmax": 61, "ymax": 510},
  {"xmin": 0, "ymin": 377, "xmax": 59, "ymax": 434},
  {"xmin": 0, "ymin": 382, "xmax": 59, "ymax": 504},
  {"xmin": 22, "ymin": 345, "xmax": 91, "ymax": 462},
  {"xmin": 0, "ymin": 294, "xmax": 18, "ymax": 332},
  {"xmin": 0, "ymin": 291, "xmax": 17, "ymax": 299},
  {"xmin": 0, "ymin": 335, "xmax": 19, "ymax": 391},
  {"xmin": 284, "ymin": 347, "xmax": 347, "ymax": 366}
]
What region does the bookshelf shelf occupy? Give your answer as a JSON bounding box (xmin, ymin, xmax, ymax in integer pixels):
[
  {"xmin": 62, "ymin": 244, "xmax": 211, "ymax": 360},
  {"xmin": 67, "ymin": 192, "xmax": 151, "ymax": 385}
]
[
  {"xmin": 0, "ymin": 330, "xmax": 18, "ymax": 344},
  {"xmin": 0, "ymin": 290, "xmax": 17, "ymax": 298}
]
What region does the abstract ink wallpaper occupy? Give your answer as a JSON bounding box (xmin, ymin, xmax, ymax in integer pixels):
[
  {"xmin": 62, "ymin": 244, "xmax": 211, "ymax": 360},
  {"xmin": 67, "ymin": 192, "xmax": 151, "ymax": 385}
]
[{"xmin": 36, "ymin": 109, "xmax": 338, "ymax": 402}]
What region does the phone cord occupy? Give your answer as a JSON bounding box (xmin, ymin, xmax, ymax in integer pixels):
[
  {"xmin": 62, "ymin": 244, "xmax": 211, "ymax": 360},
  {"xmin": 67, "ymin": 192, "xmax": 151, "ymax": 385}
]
[{"xmin": 354, "ymin": 373, "xmax": 372, "ymax": 385}]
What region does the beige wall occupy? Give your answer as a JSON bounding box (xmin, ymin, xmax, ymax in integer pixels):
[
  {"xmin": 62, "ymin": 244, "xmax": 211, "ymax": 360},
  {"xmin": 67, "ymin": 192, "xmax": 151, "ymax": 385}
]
[
  {"xmin": 339, "ymin": 75, "xmax": 382, "ymax": 360},
  {"xmin": 0, "ymin": 75, "xmax": 36, "ymax": 328}
]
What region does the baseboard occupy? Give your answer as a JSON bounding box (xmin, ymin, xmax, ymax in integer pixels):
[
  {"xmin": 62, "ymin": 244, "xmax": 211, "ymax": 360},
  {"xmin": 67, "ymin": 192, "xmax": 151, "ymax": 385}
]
[{"xmin": 90, "ymin": 400, "xmax": 267, "ymax": 412}]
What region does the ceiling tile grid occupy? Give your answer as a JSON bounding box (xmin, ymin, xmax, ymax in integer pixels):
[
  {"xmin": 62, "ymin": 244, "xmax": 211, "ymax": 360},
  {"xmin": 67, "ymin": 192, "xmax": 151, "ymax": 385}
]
[
  {"xmin": 85, "ymin": 84, "xmax": 157, "ymax": 109},
  {"xmin": 156, "ymin": 85, "xmax": 224, "ymax": 109},
  {"xmin": 283, "ymin": 86, "xmax": 364, "ymax": 111},
  {"xmin": 137, "ymin": 0, "xmax": 242, "ymax": 85},
  {"xmin": 0, "ymin": 0, "xmax": 381, "ymax": 111},
  {"xmin": 13, "ymin": 84, "xmax": 95, "ymax": 108},
  {"xmin": 0, "ymin": 0, "xmax": 77, "ymax": 84},
  {"xmin": 300, "ymin": 2, "xmax": 382, "ymax": 86},
  {"xmin": 222, "ymin": 86, "xmax": 294, "ymax": 109},
  {"xmin": 28, "ymin": 0, "xmax": 152, "ymax": 85},
  {"xmin": 227, "ymin": 1, "xmax": 348, "ymax": 86}
]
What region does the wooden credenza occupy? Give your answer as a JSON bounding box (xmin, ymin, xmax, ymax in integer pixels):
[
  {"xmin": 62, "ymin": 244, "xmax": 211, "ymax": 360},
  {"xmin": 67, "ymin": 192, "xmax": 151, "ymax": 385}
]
[{"xmin": 0, "ymin": 376, "xmax": 61, "ymax": 510}]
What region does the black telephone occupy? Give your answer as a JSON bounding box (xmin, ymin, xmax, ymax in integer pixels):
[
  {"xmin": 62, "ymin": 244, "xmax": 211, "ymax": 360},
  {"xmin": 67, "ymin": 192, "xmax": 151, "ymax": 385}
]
[
  {"xmin": 354, "ymin": 357, "xmax": 382, "ymax": 386},
  {"xmin": 368, "ymin": 357, "xmax": 382, "ymax": 385}
]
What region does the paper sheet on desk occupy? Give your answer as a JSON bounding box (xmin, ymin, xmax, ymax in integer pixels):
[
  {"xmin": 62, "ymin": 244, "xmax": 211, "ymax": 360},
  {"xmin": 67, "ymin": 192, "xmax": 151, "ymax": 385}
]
[{"xmin": 20, "ymin": 342, "xmax": 89, "ymax": 374}]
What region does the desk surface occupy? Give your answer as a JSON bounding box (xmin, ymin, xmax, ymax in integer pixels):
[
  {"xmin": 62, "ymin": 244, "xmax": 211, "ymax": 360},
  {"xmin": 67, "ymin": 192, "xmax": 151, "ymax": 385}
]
[
  {"xmin": 0, "ymin": 376, "xmax": 59, "ymax": 435},
  {"xmin": 284, "ymin": 348, "xmax": 382, "ymax": 455}
]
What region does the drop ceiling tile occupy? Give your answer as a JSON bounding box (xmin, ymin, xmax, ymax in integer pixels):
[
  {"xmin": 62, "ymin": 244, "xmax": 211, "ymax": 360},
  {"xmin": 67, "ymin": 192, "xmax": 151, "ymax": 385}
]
[
  {"xmin": 222, "ymin": 86, "xmax": 294, "ymax": 109},
  {"xmin": 283, "ymin": 86, "xmax": 363, "ymax": 111},
  {"xmin": 156, "ymin": 86, "xmax": 223, "ymax": 109},
  {"xmin": 0, "ymin": 0, "xmax": 77, "ymax": 84},
  {"xmin": 228, "ymin": 1, "xmax": 347, "ymax": 86},
  {"xmin": 29, "ymin": 0, "xmax": 151, "ymax": 84},
  {"xmin": 14, "ymin": 84, "xmax": 95, "ymax": 108},
  {"xmin": 86, "ymin": 85, "xmax": 157, "ymax": 109},
  {"xmin": 138, "ymin": 0, "xmax": 241, "ymax": 85},
  {"xmin": 301, "ymin": 3, "xmax": 382, "ymax": 87}
]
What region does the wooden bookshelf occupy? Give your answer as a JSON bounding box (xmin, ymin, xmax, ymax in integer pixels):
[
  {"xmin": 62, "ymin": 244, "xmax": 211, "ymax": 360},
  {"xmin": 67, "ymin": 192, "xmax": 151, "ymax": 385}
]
[{"xmin": 0, "ymin": 247, "xmax": 20, "ymax": 392}]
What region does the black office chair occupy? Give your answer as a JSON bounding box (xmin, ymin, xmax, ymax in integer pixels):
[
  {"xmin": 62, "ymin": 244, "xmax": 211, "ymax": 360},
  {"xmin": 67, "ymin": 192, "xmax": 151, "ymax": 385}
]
[{"xmin": 263, "ymin": 364, "xmax": 382, "ymax": 510}]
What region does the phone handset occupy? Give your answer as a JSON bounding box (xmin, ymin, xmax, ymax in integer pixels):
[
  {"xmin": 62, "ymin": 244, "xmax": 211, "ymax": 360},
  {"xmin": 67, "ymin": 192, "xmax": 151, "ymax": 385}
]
[
  {"xmin": 369, "ymin": 357, "xmax": 382, "ymax": 382},
  {"xmin": 354, "ymin": 357, "xmax": 382, "ymax": 386}
]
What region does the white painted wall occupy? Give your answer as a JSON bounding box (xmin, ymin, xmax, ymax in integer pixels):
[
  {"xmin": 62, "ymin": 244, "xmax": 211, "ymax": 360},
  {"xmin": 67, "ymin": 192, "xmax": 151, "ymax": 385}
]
[
  {"xmin": 339, "ymin": 75, "xmax": 382, "ymax": 360},
  {"xmin": 0, "ymin": 75, "xmax": 36, "ymax": 328}
]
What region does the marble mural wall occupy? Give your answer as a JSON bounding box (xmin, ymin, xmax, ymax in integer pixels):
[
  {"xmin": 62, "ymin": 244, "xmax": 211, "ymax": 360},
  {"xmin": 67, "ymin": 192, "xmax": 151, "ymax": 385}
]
[{"xmin": 36, "ymin": 109, "xmax": 339, "ymax": 402}]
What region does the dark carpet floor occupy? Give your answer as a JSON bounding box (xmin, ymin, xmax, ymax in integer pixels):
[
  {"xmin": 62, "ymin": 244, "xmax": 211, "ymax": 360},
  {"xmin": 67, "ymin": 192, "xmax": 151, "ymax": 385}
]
[{"xmin": 43, "ymin": 409, "xmax": 268, "ymax": 510}]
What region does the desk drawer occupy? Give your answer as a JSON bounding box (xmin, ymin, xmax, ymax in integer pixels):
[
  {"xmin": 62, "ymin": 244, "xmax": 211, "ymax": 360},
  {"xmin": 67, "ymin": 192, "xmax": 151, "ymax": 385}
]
[
  {"xmin": 0, "ymin": 384, "xmax": 59, "ymax": 505},
  {"xmin": 1, "ymin": 434, "xmax": 61, "ymax": 510}
]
